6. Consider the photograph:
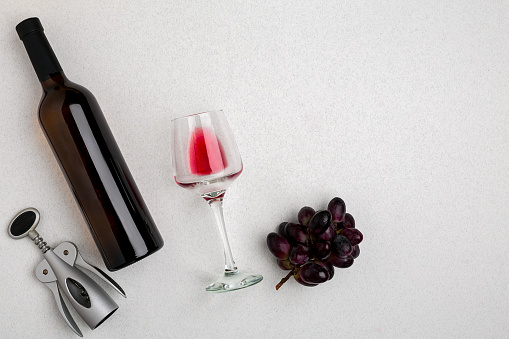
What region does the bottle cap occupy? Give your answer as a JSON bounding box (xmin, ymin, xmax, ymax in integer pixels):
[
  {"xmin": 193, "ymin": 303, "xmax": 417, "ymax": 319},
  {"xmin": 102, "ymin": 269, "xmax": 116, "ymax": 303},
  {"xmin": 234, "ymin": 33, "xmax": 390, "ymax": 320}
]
[{"xmin": 16, "ymin": 17, "xmax": 43, "ymax": 40}]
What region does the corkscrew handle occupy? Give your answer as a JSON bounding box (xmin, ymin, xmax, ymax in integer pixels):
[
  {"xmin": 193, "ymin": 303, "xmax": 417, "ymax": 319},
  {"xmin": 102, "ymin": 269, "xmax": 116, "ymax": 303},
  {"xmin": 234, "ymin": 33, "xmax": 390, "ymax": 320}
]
[{"xmin": 8, "ymin": 208, "xmax": 51, "ymax": 253}]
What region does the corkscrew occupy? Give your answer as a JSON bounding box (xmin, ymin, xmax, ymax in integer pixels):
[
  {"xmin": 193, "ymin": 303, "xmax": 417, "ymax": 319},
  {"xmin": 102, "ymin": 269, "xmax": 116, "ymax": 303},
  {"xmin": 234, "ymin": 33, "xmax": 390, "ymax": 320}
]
[{"xmin": 8, "ymin": 208, "xmax": 126, "ymax": 337}]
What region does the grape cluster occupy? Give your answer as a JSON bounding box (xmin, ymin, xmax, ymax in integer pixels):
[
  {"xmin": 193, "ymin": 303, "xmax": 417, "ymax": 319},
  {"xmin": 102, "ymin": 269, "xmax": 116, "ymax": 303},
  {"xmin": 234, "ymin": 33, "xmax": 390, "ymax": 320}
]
[{"xmin": 266, "ymin": 197, "xmax": 363, "ymax": 289}]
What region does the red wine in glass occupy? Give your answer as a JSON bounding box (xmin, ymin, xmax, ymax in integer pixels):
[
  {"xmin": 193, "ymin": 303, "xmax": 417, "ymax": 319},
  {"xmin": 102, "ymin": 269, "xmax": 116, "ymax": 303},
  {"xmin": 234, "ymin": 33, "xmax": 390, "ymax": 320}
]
[
  {"xmin": 188, "ymin": 127, "xmax": 227, "ymax": 175},
  {"xmin": 174, "ymin": 126, "xmax": 242, "ymax": 198}
]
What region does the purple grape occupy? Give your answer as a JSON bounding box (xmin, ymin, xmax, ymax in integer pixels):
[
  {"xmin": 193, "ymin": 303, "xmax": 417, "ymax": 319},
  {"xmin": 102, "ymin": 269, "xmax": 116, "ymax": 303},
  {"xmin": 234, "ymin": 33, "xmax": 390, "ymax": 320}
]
[
  {"xmin": 294, "ymin": 271, "xmax": 318, "ymax": 287},
  {"xmin": 266, "ymin": 233, "xmax": 291, "ymax": 260},
  {"xmin": 308, "ymin": 210, "xmax": 332, "ymax": 235},
  {"xmin": 299, "ymin": 263, "xmax": 329, "ymax": 284},
  {"xmin": 277, "ymin": 259, "xmax": 294, "ymax": 270},
  {"xmin": 351, "ymin": 245, "xmax": 360, "ymax": 259},
  {"xmin": 314, "ymin": 260, "xmax": 334, "ymax": 280},
  {"xmin": 269, "ymin": 198, "xmax": 360, "ymax": 290},
  {"xmin": 316, "ymin": 223, "xmax": 336, "ymax": 242},
  {"xmin": 328, "ymin": 197, "xmax": 346, "ymax": 223},
  {"xmin": 289, "ymin": 244, "xmax": 310, "ymax": 266},
  {"xmin": 332, "ymin": 235, "xmax": 353, "ymax": 257},
  {"xmin": 277, "ymin": 222, "xmax": 288, "ymax": 235},
  {"xmin": 285, "ymin": 223, "xmax": 309, "ymax": 244},
  {"xmin": 328, "ymin": 252, "xmax": 354, "ymax": 268},
  {"xmin": 343, "ymin": 213, "xmax": 355, "ymax": 229},
  {"xmin": 340, "ymin": 228, "xmax": 363, "ymax": 246},
  {"xmin": 298, "ymin": 206, "xmax": 315, "ymax": 227},
  {"xmin": 312, "ymin": 239, "xmax": 332, "ymax": 260}
]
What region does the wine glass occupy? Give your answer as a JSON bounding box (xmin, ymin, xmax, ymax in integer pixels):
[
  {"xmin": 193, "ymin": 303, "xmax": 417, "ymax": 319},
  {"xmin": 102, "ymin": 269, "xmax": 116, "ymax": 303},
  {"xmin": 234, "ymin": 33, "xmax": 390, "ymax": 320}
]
[{"xmin": 171, "ymin": 110, "xmax": 263, "ymax": 292}]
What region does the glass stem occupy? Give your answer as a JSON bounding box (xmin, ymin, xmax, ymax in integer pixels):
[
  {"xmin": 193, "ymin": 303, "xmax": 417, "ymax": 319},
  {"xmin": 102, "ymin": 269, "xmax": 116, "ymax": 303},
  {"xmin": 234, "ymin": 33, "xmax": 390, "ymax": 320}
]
[{"xmin": 208, "ymin": 198, "xmax": 237, "ymax": 273}]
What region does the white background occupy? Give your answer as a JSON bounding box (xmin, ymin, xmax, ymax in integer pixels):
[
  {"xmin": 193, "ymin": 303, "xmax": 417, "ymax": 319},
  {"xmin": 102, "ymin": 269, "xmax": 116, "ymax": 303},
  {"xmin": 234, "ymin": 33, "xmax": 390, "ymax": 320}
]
[{"xmin": 1, "ymin": 1, "xmax": 508, "ymax": 338}]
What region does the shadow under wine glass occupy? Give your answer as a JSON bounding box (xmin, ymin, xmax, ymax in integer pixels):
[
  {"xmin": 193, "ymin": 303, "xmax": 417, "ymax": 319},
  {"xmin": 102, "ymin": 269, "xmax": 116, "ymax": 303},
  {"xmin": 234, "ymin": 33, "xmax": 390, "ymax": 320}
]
[{"xmin": 171, "ymin": 110, "xmax": 263, "ymax": 292}]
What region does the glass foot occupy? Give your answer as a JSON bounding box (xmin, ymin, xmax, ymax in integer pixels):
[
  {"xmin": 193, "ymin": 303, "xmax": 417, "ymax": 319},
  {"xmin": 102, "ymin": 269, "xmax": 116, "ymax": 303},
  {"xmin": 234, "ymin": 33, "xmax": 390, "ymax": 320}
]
[{"xmin": 206, "ymin": 271, "xmax": 263, "ymax": 293}]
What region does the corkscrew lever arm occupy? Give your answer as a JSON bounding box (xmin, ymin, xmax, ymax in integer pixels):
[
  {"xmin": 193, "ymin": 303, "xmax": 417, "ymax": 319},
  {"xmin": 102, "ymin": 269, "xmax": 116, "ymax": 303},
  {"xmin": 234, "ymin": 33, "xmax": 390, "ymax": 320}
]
[
  {"xmin": 74, "ymin": 248, "xmax": 126, "ymax": 298},
  {"xmin": 35, "ymin": 258, "xmax": 83, "ymax": 337},
  {"xmin": 45, "ymin": 281, "xmax": 83, "ymax": 337}
]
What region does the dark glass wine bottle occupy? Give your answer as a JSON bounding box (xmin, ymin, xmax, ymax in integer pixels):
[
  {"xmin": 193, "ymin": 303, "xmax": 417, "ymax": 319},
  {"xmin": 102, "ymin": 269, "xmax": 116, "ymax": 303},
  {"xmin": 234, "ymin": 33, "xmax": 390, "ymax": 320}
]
[{"xmin": 16, "ymin": 17, "xmax": 164, "ymax": 271}]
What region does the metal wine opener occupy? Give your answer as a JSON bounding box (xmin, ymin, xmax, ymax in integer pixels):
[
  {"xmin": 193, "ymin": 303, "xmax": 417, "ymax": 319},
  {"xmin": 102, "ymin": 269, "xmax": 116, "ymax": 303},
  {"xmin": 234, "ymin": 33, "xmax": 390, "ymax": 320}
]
[{"xmin": 8, "ymin": 208, "xmax": 126, "ymax": 337}]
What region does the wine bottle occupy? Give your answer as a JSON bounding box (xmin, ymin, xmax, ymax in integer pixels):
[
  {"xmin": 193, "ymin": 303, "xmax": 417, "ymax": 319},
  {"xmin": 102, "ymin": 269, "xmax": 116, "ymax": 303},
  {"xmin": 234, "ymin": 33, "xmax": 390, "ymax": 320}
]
[{"xmin": 16, "ymin": 17, "xmax": 164, "ymax": 271}]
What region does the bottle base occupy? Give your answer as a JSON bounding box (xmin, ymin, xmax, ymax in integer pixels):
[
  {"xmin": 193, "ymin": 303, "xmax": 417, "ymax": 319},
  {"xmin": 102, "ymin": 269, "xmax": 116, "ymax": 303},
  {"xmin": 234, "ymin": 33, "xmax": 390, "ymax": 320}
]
[{"xmin": 104, "ymin": 241, "xmax": 164, "ymax": 272}]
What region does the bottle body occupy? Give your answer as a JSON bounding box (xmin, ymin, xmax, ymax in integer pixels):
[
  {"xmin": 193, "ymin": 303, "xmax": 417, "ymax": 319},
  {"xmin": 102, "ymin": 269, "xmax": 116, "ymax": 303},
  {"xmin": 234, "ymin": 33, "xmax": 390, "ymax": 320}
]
[{"xmin": 38, "ymin": 74, "xmax": 163, "ymax": 271}]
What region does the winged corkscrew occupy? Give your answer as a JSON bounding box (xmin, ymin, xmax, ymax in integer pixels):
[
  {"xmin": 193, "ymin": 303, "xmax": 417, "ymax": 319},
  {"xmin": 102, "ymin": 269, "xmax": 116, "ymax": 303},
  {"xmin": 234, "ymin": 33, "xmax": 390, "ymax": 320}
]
[{"xmin": 8, "ymin": 208, "xmax": 126, "ymax": 336}]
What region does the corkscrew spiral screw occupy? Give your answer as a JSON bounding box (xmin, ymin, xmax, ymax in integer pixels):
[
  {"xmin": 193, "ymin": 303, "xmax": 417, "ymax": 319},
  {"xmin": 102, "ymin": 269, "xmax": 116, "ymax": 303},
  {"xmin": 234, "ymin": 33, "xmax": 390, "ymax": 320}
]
[{"xmin": 31, "ymin": 232, "xmax": 51, "ymax": 253}]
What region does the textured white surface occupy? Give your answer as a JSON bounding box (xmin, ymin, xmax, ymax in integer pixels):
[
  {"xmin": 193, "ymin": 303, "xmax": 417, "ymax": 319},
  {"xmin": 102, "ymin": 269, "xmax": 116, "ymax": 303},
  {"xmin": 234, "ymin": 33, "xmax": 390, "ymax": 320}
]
[{"xmin": 1, "ymin": 1, "xmax": 508, "ymax": 338}]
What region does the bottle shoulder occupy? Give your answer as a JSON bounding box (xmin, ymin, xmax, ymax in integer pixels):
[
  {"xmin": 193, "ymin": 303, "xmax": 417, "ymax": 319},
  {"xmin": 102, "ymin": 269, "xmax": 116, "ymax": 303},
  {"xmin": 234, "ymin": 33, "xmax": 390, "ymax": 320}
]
[
  {"xmin": 39, "ymin": 80, "xmax": 99, "ymax": 116},
  {"xmin": 42, "ymin": 80, "xmax": 94, "ymax": 98}
]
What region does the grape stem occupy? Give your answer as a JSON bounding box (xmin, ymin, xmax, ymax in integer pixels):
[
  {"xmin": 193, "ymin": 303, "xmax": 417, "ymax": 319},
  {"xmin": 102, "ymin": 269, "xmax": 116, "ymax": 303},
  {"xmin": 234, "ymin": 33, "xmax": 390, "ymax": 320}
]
[{"xmin": 276, "ymin": 269, "xmax": 295, "ymax": 290}]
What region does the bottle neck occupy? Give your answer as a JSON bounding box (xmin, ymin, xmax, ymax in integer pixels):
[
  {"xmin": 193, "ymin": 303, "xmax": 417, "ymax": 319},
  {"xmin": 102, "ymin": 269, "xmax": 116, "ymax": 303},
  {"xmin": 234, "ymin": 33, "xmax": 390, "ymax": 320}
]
[
  {"xmin": 41, "ymin": 72, "xmax": 69, "ymax": 91},
  {"xmin": 20, "ymin": 30, "xmax": 63, "ymax": 83}
]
